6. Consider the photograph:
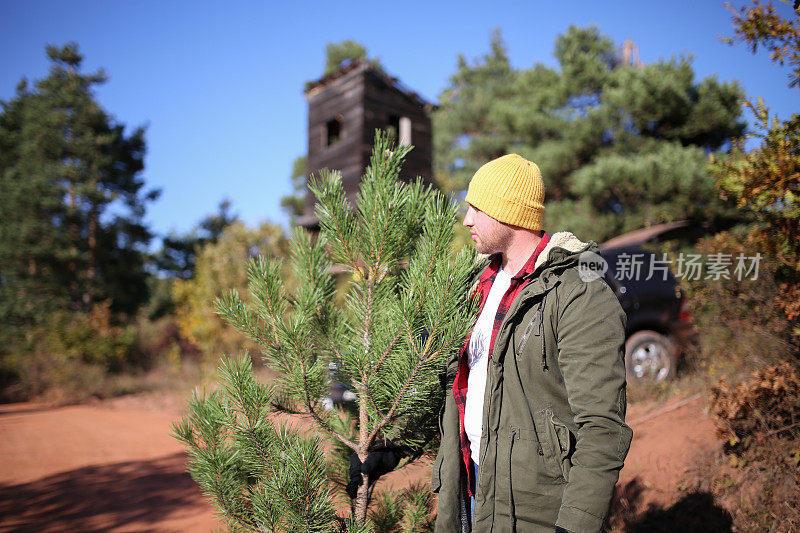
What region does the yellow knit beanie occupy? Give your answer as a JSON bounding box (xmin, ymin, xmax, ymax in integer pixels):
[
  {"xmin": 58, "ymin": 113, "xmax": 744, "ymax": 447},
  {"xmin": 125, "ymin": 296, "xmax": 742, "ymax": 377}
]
[{"xmin": 465, "ymin": 154, "xmax": 545, "ymax": 231}]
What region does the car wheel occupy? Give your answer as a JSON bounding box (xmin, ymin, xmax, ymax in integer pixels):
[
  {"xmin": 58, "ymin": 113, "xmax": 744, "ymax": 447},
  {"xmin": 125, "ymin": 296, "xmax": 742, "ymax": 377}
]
[{"xmin": 624, "ymin": 330, "xmax": 677, "ymax": 383}]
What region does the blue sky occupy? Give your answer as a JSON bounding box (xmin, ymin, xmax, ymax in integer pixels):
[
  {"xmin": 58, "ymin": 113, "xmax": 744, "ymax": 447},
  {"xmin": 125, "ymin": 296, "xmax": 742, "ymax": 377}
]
[{"xmin": 1, "ymin": 1, "xmax": 797, "ymax": 241}]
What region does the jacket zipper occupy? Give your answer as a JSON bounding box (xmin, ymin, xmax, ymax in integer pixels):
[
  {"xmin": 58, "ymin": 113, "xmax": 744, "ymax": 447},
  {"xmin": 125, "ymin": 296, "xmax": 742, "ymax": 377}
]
[
  {"xmin": 480, "ymin": 372, "xmax": 492, "ymax": 467},
  {"xmin": 540, "ymin": 291, "xmax": 548, "ymax": 371},
  {"xmin": 515, "ymin": 311, "xmax": 537, "ymax": 360}
]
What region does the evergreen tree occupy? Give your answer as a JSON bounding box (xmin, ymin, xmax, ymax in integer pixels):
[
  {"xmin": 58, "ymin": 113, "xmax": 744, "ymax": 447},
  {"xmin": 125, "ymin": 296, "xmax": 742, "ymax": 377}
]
[
  {"xmin": 280, "ymin": 155, "xmax": 308, "ymax": 224},
  {"xmin": 434, "ymin": 27, "xmax": 746, "ymax": 242},
  {"xmin": 0, "ymin": 42, "xmax": 157, "ymax": 332},
  {"xmin": 154, "ymin": 198, "xmax": 239, "ymax": 280},
  {"xmin": 324, "ymin": 40, "xmax": 369, "ymax": 75},
  {"xmin": 174, "ymin": 134, "xmax": 479, "ymax": 530},
  {"xmin": 0, "ymin": 79, "xmax": 70, "ymax": 331}
]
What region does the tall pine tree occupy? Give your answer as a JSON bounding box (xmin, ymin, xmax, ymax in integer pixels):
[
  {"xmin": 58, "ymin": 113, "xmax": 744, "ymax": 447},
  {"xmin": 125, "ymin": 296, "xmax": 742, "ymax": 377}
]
[
  {"xmin": 0, "ymin": 42, "xmax": 157, "ymax": 335},
  {"xmin": 174, "ymin": 134, "xmax": 479, "ymax": 530},
  {"xmin": 434, "ymin": 27, "xmax": 746, "ymax": 242}
]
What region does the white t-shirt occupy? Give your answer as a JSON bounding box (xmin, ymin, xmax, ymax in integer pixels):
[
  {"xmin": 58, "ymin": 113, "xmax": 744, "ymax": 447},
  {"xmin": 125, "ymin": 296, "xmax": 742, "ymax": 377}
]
[{"xmin": 464, "ymin": 267, "xmax": 513, "ymax": 465}]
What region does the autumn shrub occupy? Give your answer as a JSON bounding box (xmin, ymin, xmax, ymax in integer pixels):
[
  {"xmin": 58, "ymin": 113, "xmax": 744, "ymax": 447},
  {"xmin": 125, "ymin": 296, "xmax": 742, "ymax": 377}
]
[
  {"xmin": 131, "ymin": 314, "xmax": 201, "ymax": 367},
  {"xmin": 0, "ymin": 302, "xmax": 141, "ymax": 401},
  {"xmin": 171, "ymin": 220, "xmax": 290, "ymax": 361},
  {"xmin": 680, "ymin": 231, "xmax": 798, "ymax": 384},
  {"xmin": 710, "ymin": 362, "xmax": 800, "ymax": 452},
  {"xmin": 45, "ymin": 302, "xmax": 138, "ymax": 371},
  {"xmin": 646, "ymin": 3, "xmax": 800, "ymax": 529},
  {"xmin": 685, "ymin": 362, "xmax": 800, "ymax": 532},
  {"xmin": 0, "ymin": 301, "xmax": 207, "ymax": 402},
  {"xmin": 682, "ymin": 434, "xmax": 799, "ymax": 533},
  {"xmin": 618, "ymin": 363, "xmax": 800, "ymax": 532}
]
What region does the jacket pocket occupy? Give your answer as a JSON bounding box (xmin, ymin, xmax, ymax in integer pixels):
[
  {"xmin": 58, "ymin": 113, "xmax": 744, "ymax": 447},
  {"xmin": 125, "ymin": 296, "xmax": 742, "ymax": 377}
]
[
  {"xmin": 509, "ymin": 426, "xmax": 565, "ymax": 489},
  {"xmin": 547, "ymin": 411, "xmax": 574, "ymax": 480},
  {"xmin": 537, "ymin": 409, "xmax": 570, "ymax": 482}
]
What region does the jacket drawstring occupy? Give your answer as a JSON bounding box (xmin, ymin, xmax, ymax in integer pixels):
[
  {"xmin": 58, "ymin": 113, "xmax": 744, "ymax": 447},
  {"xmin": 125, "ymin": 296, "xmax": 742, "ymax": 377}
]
[{"xmin": 509, "ymin": 428, "xmax": 517, "ymax": 532}]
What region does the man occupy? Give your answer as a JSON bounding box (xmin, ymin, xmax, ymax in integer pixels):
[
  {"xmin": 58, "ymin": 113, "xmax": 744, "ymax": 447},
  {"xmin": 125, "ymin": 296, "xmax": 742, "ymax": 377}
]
[{"xmin": 431, "ymin": 154, "xmax": 632, "ymax": 533}]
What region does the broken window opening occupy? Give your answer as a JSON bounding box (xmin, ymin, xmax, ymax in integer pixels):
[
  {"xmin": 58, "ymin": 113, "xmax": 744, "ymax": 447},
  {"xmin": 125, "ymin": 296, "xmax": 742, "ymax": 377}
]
[{"xmin": 326, "ymin": 117, "xmax": 342, "ymax": 146}]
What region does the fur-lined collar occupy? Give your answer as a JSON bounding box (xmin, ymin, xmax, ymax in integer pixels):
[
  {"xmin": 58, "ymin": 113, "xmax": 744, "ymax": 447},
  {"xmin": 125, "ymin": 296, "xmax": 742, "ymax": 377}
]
[
  {"xmin": 533, "ymin": 231, "xmax": 591, "ymax": 271},
  {"xmin": 471, "ymin": 231, "xmax": 591, "ymax": 283}
]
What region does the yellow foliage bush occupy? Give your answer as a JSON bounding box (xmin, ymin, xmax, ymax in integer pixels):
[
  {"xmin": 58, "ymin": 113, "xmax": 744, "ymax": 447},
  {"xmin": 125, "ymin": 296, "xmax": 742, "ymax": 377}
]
[{"xmin": 171, "ymin": 221, "xmax": 289, "ymax": 360}]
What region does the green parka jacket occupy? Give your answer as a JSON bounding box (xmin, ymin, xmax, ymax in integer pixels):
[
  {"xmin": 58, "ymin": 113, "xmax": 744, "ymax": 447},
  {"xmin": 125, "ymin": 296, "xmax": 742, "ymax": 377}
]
[{"xmin": 431, "ymin": 232, "xmax": 633, "ymax": 533}]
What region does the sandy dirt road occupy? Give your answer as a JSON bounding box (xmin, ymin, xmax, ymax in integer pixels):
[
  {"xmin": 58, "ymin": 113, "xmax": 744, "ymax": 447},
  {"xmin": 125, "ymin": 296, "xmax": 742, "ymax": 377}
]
[
  {"xmin": 0, "ymin": 396, "xmax": 216, "ymax": 532},
  {"xmin": 0, "ymin": 393, "xmax": 718, "ymax": 532}
]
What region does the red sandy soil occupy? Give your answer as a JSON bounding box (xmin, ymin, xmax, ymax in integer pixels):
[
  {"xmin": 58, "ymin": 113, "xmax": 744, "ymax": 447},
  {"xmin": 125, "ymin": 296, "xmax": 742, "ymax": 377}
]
[{"xmin": 0, "ymin": 392, "xmax": 718, "ymax": 532}]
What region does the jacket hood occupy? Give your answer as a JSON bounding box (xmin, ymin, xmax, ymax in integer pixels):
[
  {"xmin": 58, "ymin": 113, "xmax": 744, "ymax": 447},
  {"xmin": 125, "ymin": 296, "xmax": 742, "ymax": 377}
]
[{"xmin": 532, "ymin": 231, "xmax": 597, "ymax": 274}]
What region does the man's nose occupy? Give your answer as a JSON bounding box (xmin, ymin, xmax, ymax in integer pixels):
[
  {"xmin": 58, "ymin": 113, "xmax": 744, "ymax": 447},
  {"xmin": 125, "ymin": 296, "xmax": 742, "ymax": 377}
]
[{"xmin": 463, "ymin": 206, "xmax": 474, "ymax": 227}]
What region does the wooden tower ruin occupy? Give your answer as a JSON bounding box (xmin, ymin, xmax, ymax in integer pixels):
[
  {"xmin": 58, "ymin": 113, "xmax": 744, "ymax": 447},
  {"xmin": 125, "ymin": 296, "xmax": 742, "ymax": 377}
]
[{"xmin": 297, "ymin": 59, "xmax": 435, "ymax": 229}]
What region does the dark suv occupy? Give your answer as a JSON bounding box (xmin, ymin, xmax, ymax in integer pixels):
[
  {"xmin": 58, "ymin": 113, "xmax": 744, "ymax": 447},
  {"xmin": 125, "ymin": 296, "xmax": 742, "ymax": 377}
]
[{"xmin": 599, "ymin": 222, "xmax": 697, "ymax": 383}]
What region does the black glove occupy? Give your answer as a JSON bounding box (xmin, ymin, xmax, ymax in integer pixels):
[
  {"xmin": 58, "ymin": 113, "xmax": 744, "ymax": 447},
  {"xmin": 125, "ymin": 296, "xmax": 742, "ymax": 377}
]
[
  {"xmin": 345, "ymin": 440, "xmax": 408, "ymax": 498},
  {"xmin": 555, "ymin": 526, "xmax": 572, "ymax": 533}
]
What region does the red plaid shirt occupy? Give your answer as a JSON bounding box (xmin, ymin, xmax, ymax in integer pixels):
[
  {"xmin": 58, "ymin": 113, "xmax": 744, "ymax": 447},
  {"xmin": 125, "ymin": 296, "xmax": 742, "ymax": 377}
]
[{"xmin": 453, "ymin": 233, "xmax": 550, "ymax": 496}]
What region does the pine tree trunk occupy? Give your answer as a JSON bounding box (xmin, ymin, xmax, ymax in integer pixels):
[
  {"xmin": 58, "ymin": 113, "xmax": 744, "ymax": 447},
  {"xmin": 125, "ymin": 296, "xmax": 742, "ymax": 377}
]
[
  {"xmin": 354, "ymin": 470, "xmax": 371, "ymax": 524},
  {"xmin": 354, "ymin": 381, "xmax": 372, "ymax": 524},
  {"xmin": 86, "ymin": 204, "xmax": 97, "ymax": 306},
  {"xmin": 68, "ymin": 181, "xmax": 79, "ymax": 310}
]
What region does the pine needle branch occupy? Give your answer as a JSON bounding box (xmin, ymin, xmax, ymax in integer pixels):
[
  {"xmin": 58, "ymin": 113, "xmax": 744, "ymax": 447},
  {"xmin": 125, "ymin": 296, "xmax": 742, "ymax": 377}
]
[
  {"xmin": 368, "ymin": 354, "xmax": 429, "ymax": 445},
  {"xmin": 369, "ymin": 331, "xmax": 402, "ymax": 377},
  {"xmin": 303, "ymin": 390, "xmax": 358, "ymax": 451}
]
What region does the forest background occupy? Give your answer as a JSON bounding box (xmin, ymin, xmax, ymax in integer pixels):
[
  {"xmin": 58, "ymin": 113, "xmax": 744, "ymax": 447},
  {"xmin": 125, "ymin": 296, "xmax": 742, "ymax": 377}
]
[{"xmin": 1, "ymin": 1, "xmax": 799, "ymax": 530}]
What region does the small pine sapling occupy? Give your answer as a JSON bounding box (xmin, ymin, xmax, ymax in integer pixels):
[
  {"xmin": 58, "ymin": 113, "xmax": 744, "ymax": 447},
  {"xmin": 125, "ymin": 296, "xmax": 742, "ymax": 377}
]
[{"xmin": 174, "ymin": 132, "xmax": 480, "ymax": 530}]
